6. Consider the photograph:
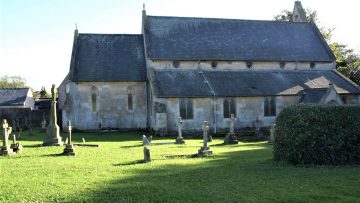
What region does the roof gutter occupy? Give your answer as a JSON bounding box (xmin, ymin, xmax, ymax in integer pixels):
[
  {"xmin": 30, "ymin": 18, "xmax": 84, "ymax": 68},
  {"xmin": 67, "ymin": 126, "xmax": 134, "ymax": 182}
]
[{"xmin": 198, "ymin": 61, "xmax": 217, "ymax": 134}]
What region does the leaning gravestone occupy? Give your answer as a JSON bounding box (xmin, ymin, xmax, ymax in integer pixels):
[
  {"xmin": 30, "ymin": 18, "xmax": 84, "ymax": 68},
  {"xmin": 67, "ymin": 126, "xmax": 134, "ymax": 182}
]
[
  {"xmin": 175, "ymin": 117, "xmax": 185, "ymax": 144},
  {"xmin": 224, "ymin": 114, "xmax": 239, "ymax": 144},
  {"xmin": 43, "ymin": 85, "xmax": 62, "ymax": 146},
  {"xmin": 10, "ymin": 134, "xmax": 23, "ymax": 153},
  {"xmin": 63, "ymin": 120, "xmax": 76, "ymax": 156},
  {"xmin": 198, "ymin": 121, "xmax": 213, "ymax": 156},
  {"xmin": 142, "ymin": 135, "xmax": 150, "ymax": 146},
  {"xmin": 1, "ymin": 119, "xmax": 14, "ymax": 156}
]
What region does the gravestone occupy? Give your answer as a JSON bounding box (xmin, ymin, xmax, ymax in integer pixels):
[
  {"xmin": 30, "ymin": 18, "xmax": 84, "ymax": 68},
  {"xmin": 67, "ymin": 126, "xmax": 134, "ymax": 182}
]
[
  {"xmin": 269, "ymin": 124, "xmax": 276, "ymax": 143},
  {"xmin": 43, "ymin": 85, "xmax": 62, "ymax": 146},
  {"xmin": 10, "ymin": 134, "xmax": 23, "ymax": 153},
  {"xmin": 1, "ymin": 119, "xmax": 14, "ymax": 156},
  {"xmin": 143, "ymin": 147, "xmax": 151, "ymax": 162},
  {"xmin": 142, "ymin": 135, "xmax": 150, "ymax": 146},
  {"xmin": 224, "ymin": 114, "xmax": 239, "ymax": 144},
  {"xmin": 82, "ymin": 138, "xmax": 86, "ymax": 143},
  {"xmin": 198, "ymin": 121, "xmax": 213, "ymax": 156},
  {"xmin": 41, "ymin": 113, "xmax": 47, "ymax": 132},
  {"xmin": 175, "ymin": 117, "xmax": 185, "ymax": 144},
  {"xmin": 63, "ymin": 120, "xmax": 76, "ymax": 156}
]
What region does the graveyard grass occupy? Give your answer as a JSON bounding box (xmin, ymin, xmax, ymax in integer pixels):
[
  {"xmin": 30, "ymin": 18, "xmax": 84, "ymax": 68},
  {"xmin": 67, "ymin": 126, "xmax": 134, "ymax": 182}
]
[{"xmin": 1, "ymin": 131, "xmax": 359, "ymax": 203}]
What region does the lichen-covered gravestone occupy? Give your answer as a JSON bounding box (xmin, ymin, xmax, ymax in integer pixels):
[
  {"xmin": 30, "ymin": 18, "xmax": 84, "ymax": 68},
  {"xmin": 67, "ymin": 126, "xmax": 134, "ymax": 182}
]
[
  {"xmin": 198, "ymin": 121, "xmax": 213, "ymax": 156},
  {"xmin": 224, "ymin": 114, "xmax": 239, "ymax": 144},
  {"xmin": 43, "ymin": 85, "xmax": 62, "ymax": 146},
  {"xmin": 10, "ymin": 134, "xmax": 23, "ymax": 153},
  {"xmin": 143, "ymin": 147, "xmax": 151, "ymax": 162},
  {"xmin": 1, "ymin": 119, "xmax": 14, "ymax": 156},
  {"xmin": 63, "ymin": 120, "xmax": 76, "ymax": 156},
  {"xmin": 175, "ymin": 117, "xmax": 185, "ymax": 144},
  {"xmin": 269, "ymin": 124, "xmax": 276, "ymax": 143}
]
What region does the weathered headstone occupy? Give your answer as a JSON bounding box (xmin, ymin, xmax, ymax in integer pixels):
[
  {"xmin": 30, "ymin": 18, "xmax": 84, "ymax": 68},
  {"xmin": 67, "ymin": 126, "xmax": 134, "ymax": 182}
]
[
  {"xmin": 143, "ymin": 147, "xmax": 151, "ymax": 162},
  {"xmin": 82, "ymin": 138, "xmax": 86, "ymax": 143},
  {"xmin": 1, "ymin": 119, "xmax": 14, "ymax": 156},
  {"xmin": 10, "ymin": 134, "xmax": 23, "ymax": 153},
  {"xmin": 41, "ymin": 113, "xmax": 47, "ymax": 132},
  {"xmin": 43, "ymin": 85, "xmax": 62, "ymax": 146},
  {"xmin": 142, "ymin": 135, "xmax": 150, "ymax": 146},
  {"xmin": 198, "ymin": 121, "xmax": 213, "ymax": 156},
  {"xmin": 224, "ymin": 114, "xmax": 239, "ymax": 144},
  {"xmin": 63, "ymin": 120, "xmax": 76, "ymax": 156},
  {"xmin": 269, "ymin": 124, "xmax": 276, "ymax": 143},
  {"xmin": 175, "ymin": 117, "xmax": 185, "ymax": 144}
]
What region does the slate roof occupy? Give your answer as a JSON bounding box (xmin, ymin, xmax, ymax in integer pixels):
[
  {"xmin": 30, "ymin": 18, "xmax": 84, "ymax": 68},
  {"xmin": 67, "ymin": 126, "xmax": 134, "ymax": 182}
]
[
  {"xmin": 145, "ymin": 16, "xmax": 335, "ymax": 62},
  {"xmin": 152, "ymin": 70, "xmax": 360, "ymax": 97},
  {"xmin": 300, "ymin": 88, "xmax": 329, "ymax": 103},
  {"xmin": 0, "ymin": 88, "xmax": 30, "ymax": 106},
  {"xmin": 71, "ymin": 34, "xmax": 147, "ymax": 82}
]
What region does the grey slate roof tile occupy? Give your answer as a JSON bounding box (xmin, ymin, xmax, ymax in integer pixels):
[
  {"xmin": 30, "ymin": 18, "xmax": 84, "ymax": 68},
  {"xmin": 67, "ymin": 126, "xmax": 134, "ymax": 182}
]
[
  {"xmin": 145, "ymin": 16, "xmax": 334, "ymax": 62},
  {"xmin": 72, "ymin": 34, "xmax": 146, "ymax": 82},
  {"xmin": 300, "ymin": 88, "xmax": 328, "ymax": 103},
  {"xmin": 152, "ymin": 70, "xmax": 360, "ymax": 97},
  {"xmin": 0, "ymin": 88, "xmax": 30, "ymax": 106}
]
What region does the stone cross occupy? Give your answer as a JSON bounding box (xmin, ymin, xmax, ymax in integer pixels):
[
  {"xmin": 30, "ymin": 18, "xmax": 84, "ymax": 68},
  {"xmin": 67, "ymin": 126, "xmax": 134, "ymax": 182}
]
[
  {"xmin": 67, "ymin": 120, "xmax": 72, "ymax": 145},
  {"xmin": 177, "ymin": 117, "xmax": 183, "ymax": 139},
  {"xmin": 51, "ymin": 84, "xmax": 57, "ymax": 102},
  {"xmin": 202, "ymin": 121, "xmax": 209, "ymax": 148},
  {"xmin": 229, "ymin": 114, "xmax": 235, "ymax": 134},
  {"xmin": 43, "ymin": 84, "xmax": 62, "ymax": 146},
  {"xmin": 2, "ymin": 119, "xmax": 12, "ymax": 147}
]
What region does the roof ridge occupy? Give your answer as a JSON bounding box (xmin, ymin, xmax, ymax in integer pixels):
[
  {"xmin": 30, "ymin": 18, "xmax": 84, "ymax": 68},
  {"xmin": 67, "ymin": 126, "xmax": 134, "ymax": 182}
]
[
  {"xmin": 147, "ymin": 15, "xmax": 310, "ymax": 24},
  {"xmin": 79, "ymin": 33, "xmax": 142, "ymax": 36}
]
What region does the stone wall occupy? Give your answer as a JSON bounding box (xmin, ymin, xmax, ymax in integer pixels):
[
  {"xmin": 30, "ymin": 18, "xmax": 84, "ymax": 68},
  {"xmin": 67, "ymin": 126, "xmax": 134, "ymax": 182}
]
[
  {"xmin": 0, "ymin": 108, "xmax": 51, "ymax": 130},
  {"xmin": 150, "ymin": 95, "xmax": 301, "ymax": 135},
  {"xmin": 62, "ymin": 81, "xmax": 147, "ymax": 130}
]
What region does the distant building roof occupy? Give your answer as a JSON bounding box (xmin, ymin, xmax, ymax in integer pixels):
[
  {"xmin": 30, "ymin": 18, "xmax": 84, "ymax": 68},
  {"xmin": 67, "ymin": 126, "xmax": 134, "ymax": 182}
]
[
  {"xmin": 0, "ymin": 88, "xmax": 30, "ymax": 106},
  {"xmin": 152, "ymin": 70, "xmax": 360, "ymax": 97},
  {"xmin": 71, "ymin": 34, "xmax": 147, "ymax": 82},
  {"xmin": 145, "ymin": 16, "xmax": 335, "ymax": 62}
]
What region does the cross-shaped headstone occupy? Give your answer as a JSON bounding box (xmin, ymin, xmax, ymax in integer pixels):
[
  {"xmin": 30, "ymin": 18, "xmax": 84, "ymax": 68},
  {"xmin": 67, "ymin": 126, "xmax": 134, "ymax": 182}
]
[
  {"xmin": 2, "ymin": 119, "xmax": 12, "ymax": 148},
  {"xmin": 178, "ymin": 117, "xmax": 183, "ymax": 139},
  {"xmin": 51, "ymin": 84, "xmax": 57, "ymax": 101},
  {"xmin": 229, "ymin": 114, "xmax": 235, "ymax": 134},
  {"xmin": 202, "ymin": 121, "xmax": 209, "ymax": 148}
]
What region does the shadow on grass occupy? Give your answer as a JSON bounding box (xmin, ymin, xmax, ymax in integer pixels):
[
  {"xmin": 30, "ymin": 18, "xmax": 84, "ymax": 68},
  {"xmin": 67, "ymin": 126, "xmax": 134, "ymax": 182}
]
[
  {"xmin": 120, "ymin": 144, "xmax": 144, "ymax": 148},
  {"xmin": 66, "ymin": 142, "xmax": 360, "ymax": 203},
  {"xmin": 112, "ymin": 160, "xmax": 147, "ymax": 166},
  {"xmin": 23, "ymin": 144, "xmax": 43, "ymax": 148}
]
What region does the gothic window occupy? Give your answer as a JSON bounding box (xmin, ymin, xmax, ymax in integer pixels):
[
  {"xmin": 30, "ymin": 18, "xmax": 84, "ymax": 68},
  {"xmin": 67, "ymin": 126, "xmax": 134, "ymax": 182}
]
[
  {"xmin": 179, "ymin": 98, "xmax": 193, "ymax": 119},
  {"xmin": 128, "ymin": 87, "xmax": 133, "ymax": 111},
  {"xmin": 173, "ymin": 61, "xmax": 180, "ymax": 68},
  {"xmin": 91, "ymin": 86, "xmax": 97, "ymax": 112},
  {"xmin": 310, "ymin": 62, "xmax": 316, "ymax": 69},
  {"xmin": 211, "ymin": 61, "xmax": 218, "ymax": 68},
  {"xmin": 264, "ymin": 97, "xmax": 276, "ymax": 117},
  {"xmin": 246, "ymin": 61, "xmax": 253, "ymax": 68},
  {"xmin": 223, "ymin": 98, "xmax": 236, "ymax": 118}
]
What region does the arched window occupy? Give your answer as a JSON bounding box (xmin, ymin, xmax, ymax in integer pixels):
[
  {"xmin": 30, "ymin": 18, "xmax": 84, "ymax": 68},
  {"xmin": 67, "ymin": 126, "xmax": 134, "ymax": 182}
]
[
  {"xmin": 179, "ymin": 98, "xmax": 193, "ymax": 119},
  {"xmin": 128, "ymin": 87, "xmax": 133, "ymax": 110},
  {"xmin": 91, "ymin": 86, "xmax": 97, "ymax": 112},
  {"xmin": 223, "ymin": 98, "xmax": 236, "ymax": 118},
  {"xmin": 264, "ymin": 97, "xmax": 276, "ymax": 117}
]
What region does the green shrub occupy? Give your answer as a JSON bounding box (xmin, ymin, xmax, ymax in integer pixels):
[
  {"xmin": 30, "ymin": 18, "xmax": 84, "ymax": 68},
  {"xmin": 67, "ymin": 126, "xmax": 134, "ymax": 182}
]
[{"xmin": 274, "ymin": 104, "xmax": 360, "ymax": 165}]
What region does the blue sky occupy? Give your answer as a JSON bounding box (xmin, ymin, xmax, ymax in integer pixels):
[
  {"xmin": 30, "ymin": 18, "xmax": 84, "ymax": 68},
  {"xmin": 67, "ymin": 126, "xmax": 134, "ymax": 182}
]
[{"xmin": 1, "ymin": 0, "xmax": 359, "ymax": 90}]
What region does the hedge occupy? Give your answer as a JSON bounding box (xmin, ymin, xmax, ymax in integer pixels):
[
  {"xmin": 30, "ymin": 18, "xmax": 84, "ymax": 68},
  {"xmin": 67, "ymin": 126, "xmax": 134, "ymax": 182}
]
[{"xmin": 273, "ymin": 104, "xmax": 360, "ymax": 165}]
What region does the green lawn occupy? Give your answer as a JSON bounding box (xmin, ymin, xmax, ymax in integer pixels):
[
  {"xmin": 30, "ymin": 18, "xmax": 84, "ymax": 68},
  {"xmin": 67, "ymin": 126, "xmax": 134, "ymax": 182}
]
[{"xmin": 0, "ymin": 131, "xmax": 359, "ymax": 203}]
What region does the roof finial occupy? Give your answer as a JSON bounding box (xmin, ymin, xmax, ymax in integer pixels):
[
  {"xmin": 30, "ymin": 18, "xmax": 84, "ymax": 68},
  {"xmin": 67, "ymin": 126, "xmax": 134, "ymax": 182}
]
[
  {"xmin": 75, "ymin": 23, "xmax": 78, "ymax": 30},
  {"xmin": 143, "ymin": 3, "xmax": 145, "ymax": 11}
]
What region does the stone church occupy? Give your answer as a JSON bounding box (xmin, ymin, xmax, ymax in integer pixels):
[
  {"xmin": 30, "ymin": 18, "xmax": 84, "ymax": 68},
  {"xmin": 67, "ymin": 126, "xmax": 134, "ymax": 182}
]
[{"xmin": 59, "ymin": 1, "xmax": 360, "ymax": 134}]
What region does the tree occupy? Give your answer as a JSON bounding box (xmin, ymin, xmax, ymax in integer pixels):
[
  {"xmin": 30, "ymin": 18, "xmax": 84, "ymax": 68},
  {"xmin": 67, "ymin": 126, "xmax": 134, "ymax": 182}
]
[
  {"xmin": 274, "ymin": 9, "xmax": 360, "ymax": 85},
  {"xmin": 0, "ymin": 75, "xmax": 27, "ymax": 88}
]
